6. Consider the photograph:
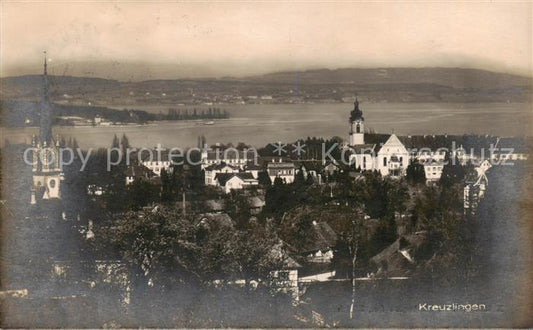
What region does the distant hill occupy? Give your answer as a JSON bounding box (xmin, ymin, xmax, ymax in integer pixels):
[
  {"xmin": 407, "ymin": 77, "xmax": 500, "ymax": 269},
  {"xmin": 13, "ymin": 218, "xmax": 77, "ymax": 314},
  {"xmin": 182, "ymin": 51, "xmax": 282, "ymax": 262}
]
[
  {"xmin": 0, "ymin": 75, "xmax": 120, "ymax": 99},
  {"xmin": 252, "ymin": 67, "xmax": 531, "ymax": 89},
  {"xmin": 1, "ymin": 67, "xmax": 530, "ymax": 104}
]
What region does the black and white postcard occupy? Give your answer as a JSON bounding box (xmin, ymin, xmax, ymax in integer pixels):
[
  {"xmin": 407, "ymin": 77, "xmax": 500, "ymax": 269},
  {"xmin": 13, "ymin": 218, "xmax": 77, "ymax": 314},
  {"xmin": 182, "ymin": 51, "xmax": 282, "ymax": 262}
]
[{"xmin": 1, "ymin": 1, "xmax": 532, "ymax": 328}]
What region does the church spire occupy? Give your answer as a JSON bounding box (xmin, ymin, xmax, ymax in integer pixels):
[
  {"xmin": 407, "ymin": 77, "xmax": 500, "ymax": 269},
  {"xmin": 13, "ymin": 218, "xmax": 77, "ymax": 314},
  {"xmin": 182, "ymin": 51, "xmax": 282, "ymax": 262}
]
[
  {"xmin": 43, "ymin": 51, "xmax": 49, "ymax": 102},
  {"xmin": 39, "ymin": 51, "xmax": 52, "ymax": 143}
]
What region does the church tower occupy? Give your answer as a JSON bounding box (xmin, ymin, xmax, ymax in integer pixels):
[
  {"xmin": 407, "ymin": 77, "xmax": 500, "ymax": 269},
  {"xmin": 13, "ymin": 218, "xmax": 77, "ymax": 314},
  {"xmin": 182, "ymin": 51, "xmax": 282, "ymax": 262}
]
[
  {"xmin": 349, "ymin": 98, "xmax": 365, "ymax": 146},
  {"xmin": 30, "ymin": 52, "xmax": 63, "ymax": 204}
]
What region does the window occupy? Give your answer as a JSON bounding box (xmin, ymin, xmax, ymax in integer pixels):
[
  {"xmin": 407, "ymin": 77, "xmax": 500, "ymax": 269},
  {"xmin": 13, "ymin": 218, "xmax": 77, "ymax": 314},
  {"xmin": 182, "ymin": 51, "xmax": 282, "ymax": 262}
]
[
  {"xmin": 383, "ymin": 157, "xmax": 387, "ymax": 166},
  {"xmin": 278, "ymin": 270, "xmax": 290, "ymax": 281},
  {"xmin": 356, "ymin": 124, "xmax": 361, "ymax": 133}
]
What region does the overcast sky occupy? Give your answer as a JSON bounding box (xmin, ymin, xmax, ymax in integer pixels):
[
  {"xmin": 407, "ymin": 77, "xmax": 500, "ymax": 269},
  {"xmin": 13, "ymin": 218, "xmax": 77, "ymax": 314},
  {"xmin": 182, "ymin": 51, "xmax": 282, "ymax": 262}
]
[{"xmin": 1, "ymin": 1, "xmax": 531, "ymax": 80}]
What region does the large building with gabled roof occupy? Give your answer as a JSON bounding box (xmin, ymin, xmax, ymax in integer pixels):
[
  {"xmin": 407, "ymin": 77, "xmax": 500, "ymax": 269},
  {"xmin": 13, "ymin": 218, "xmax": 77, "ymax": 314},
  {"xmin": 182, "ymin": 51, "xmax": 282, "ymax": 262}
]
[{"xmin": 348, "ymin": 100, "xmax": 409, "ymax": 176}]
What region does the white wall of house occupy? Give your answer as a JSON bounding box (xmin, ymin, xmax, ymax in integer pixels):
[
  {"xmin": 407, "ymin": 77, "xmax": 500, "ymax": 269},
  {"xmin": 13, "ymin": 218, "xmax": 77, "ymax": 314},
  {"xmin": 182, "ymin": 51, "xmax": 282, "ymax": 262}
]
[
  {"xmin": 376, "ymin": 135, "xmax": 410, "ymax": 176},
  {"xmin": 268, "ymin": 169, "xmax": 295, "ymax": 184},
  {"xmin": 142, "ymin": 160, "xmax": 172, "ymax": 176},
  {"xmin": 222, "ymin": 176, "xmax": 258, "ymax": 193},
  {"xmin": 205, "ymin": 165, "xmax": 238, "ymax": 185},
  {"xmin": 423, "ymin": 163, "xmax": 444, "ymax": 182}
]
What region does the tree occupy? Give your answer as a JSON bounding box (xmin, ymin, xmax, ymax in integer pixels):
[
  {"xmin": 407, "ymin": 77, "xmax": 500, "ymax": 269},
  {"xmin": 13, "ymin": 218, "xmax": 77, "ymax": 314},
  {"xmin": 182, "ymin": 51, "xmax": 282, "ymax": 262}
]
[
  {"xmin": 329, "ymin": 207, "xmax": 366, "ymax": 319},
  {"xmin": 127, "ymin": 179, "xmax": 159, "ymax": 211},
  {"xmin": 294, "ymin": 169, "xmax": 305, "ymax": 186},
  {"xmin": 406, "ymin": 161, "xmax": 426, "ymax": 185},
  {"xmin": 440, "ymin": 153, "xmax": 465, "ymax": 187},
  {"xmin": 105, "ymin": 206, "xmax": 284, "ymax": 291},
  {"xmin": 235, "ymin": 226, "xmax": 284, "ymax": 290},
  {"xmin": 106, "ymin": 207, "xmax": 202, "ymax": 287},
  {"xmin": 257, "ymin": 171, "xmax": 271, "ymax": 185},
  {"xmin": 121, "ymin": 133, "xmax": 130, "ymax": 155},
  {"xmin": 111, "ymin": 134, "xmax": 120, "ymax": 149},
  {"xmin": 160, "ymin": 169, "xmax": 173, "ymax": 203},
  {"xmin": 225, "ymin": 191, "xmax": 252, "ymax": 229}
]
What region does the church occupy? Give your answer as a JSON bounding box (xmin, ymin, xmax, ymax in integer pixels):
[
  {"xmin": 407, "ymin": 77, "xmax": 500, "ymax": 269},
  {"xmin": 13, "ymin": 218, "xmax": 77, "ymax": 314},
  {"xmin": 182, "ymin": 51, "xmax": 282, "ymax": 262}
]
[
  {"xmin": 348, "ymin": 99, "xmax": 410, "ymax": 177},
  {"xmin": 30, "ymin": 52, "xmax": 64, "ymax": 204}
]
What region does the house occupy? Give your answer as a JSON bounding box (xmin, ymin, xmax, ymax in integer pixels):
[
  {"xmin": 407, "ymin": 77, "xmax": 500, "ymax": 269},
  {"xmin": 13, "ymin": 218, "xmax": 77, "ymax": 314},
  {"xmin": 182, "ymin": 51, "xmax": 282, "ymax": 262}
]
[
  {"xmin": 124, "ymin": 165, "xmax": 157, "ymax": 185},
  {"xmin": 416, "ymin": 149, "xmax": 446, "ymax": 163},
  {"xmin": 201, "ymin": 148, "xmax": 258, "ymax": 169},
  {"xmin": 267, "ymin": 241, "xmax": 302, "ymax": 302},
  {"xmin": 248, "ymin": 196, "xmax": 265, "ymax": 214},
  {"xmin": 421, "ymin": 159, "xmax": 445, "ymax": 183},
  {"xmin": 140, "ymin": 147, "xmax": 180, "ymax": 177},
  {"xmin": 243, "ymin": 161, "xmax": 263, "ymax": 179},
  {"xmin": 267, "ymin": 158, "xmax": 295, "ymax": 184},
  {"xmin": 295, "ymin": 161, "xmax": 322, "ymax": 181},
  {"xmin": 301, "ymin": 221, "xmax": 337, "ymax": 263},
  {"xmin": 369, "ymin": 232, "xmax": 427, "ymax": 278},
  {"xmin": 87, "ymin": 184, "xmax": 104, "ymax": 196},
  {"xmin": 214, "ymin": 172, "xmax": 259, "ymax": 193},
  {"xmin": 204, "ymin": 163, "xmax": 239, "ymax": 185},
  {"xmin": 323, "ymin": 161, "xmax": 340, "ymax": 176}
]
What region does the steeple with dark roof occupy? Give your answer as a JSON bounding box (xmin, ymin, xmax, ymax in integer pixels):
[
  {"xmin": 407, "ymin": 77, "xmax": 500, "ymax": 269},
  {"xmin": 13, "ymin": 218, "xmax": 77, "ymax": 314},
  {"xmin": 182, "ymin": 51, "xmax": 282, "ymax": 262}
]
[{"xmin": 349, "ymin": 98, "xmax": 364, "ymax": 122}]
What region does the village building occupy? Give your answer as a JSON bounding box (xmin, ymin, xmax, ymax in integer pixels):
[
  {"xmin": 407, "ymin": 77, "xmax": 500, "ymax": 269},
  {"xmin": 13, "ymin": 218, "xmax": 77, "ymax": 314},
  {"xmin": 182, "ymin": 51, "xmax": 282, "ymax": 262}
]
[
  {"xmin": 201, "ymin": 148, "xmax": 258, "ymax": 169},
  {"xmin": 204, "ymin": 163, "xmax": 239, "ymax": 185},
  {"xmin": 248, "ymin": 196, "xmax": 266, "ymax": 215},
  {"xmin": 124, "ymin": 164, "xmax": 157, "ymax": 185},
  {"xmin": 267, "ymin": 241, "xmax": 302, "ymax": 302},
  {"xmin": 214, "ymin": 172, "xmax": 259, "ymax": 193},
  {"xmin": 422, "ymin": 160, "xmax": 445, "ymax": 183},
  {"xmin": 323, "ymin": 161, "xmax": 340, "ymax": 176},
  {"xmin": 140, "ymin": 145, "xmax": 178, "ymax": 176},
  {"xmin": 416, "ymin": 149, "xmax": 447, "ymax": 163},
  {"xmin": 267, "ymin": 158, "xmax": 296, "ymax": 183},
  {"xmin": 301, "ymin": 221, "xmax": 337, "ymax": 263},
  {"xmin": 243, "ymin": 161, "xmax": 263, "ymax": 179},
  {"xmin": 296, "ymin": 161, "xmax": 319, "ymax": 179}
]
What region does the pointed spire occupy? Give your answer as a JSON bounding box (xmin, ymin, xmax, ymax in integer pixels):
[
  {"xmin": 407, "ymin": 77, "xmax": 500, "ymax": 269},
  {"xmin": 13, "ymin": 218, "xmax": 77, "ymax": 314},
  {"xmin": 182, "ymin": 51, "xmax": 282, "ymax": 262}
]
[
  {"xmin": 43, "ymin": 50, "xmax": 49, "ymax": 102},
  {"xmin": 39, "ymin": 51, "xmax": 53, "ymax": 144}
]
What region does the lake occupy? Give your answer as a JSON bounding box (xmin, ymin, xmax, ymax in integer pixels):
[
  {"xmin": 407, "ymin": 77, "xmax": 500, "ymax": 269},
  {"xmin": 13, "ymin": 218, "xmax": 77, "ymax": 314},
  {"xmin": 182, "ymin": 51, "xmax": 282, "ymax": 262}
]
[{"xmin": 1, "ymin": 102, "xmax": 531, "ymax": 148}]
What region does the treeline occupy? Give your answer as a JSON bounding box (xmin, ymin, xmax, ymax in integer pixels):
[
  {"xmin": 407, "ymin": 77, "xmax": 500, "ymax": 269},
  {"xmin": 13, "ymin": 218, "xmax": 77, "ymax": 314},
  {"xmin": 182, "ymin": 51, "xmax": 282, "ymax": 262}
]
[
  {"xmin": 162, "ymin": 107, "xmax": 229, "ymax": 120},
  {"xmin": 0, "ymin": 100, "xmax": 230, "ymax": 127}
]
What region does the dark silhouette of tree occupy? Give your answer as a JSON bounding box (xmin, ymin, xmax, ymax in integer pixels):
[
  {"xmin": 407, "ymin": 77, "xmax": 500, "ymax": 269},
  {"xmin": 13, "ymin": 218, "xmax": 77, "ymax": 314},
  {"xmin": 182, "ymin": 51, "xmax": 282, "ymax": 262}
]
[
  {"xmin": 406, "ymin": 160, "xmax": 426, "ymax": 185},
  {"xmin": 257, "ymin": 171, "xmax": 272, "ymax": 185},
  {"xmin": 127, "ymin": 179, "xmax": 159, "ymax": 211}
]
